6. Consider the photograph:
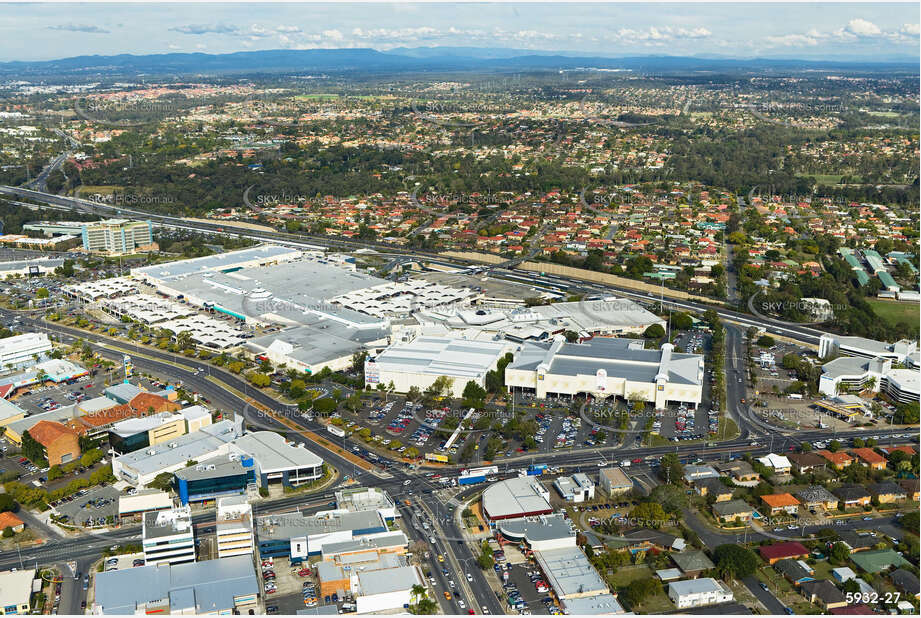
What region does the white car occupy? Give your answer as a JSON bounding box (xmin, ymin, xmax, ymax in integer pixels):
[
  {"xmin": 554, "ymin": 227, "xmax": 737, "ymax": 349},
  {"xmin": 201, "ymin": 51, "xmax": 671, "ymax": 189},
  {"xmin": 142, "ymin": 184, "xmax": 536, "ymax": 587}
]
[
  {"xmin": 466, "ymin": 573, "xmax": 473, "ymax": 582},
  {"xmin": 458, "ymin": 600, "xmax": 466, "ymax": 609}
]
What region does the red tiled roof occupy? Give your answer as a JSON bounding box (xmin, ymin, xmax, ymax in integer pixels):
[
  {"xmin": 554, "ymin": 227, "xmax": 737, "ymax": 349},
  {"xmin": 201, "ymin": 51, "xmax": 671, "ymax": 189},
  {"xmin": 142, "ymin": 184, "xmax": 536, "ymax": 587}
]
[
  {"xmin": 759, "ymin": 541, "xmax": 809, "ymax": 562},
  {"xmin": 851, "ymin": 448, "xmax": 887, "ymax": 465},
  {"xmin": 0, "ymin": 511, "xmax": 23, "ymax": 529},
  {"xmin": 27, "ymin": 420, "xmax": 77, "ymax": 447}
]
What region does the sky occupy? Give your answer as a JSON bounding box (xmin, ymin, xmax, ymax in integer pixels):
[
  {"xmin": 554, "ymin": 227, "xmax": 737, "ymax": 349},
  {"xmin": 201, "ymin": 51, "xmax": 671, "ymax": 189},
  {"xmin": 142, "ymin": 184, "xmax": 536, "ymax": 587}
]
[{"xmin": 1, "ymin": 3, "xmax": 918, "ymax": 63}]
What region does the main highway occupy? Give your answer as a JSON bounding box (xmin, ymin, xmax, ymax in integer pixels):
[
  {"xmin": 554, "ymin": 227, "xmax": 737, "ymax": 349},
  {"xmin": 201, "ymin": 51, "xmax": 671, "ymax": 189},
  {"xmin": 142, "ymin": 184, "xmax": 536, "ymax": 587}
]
[{"xmin": 0, "ymin": 184, "xmax": 828, "ymax": 346}]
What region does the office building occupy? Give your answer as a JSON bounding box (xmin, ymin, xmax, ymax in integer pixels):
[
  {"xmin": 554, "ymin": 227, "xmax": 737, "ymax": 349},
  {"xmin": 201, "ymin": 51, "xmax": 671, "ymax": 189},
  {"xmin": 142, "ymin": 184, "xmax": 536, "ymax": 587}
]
[
  {"xmin": 819, "ymin": 356, "xmax": 919, "ymax": 403},
  {"xmin": 175, "ymin": 455, "xmax": 256, "ymax": 505},
  {"xmin": 81, "ymin": 218, "xmax": 154, "ymax": 255},
  {"xmin": 0, "ymin": 333, "xmax": 51, "ymax": 371},
  {"xmin": 598, "ymin": 467, "xmax": 633, "ymax": 496},
  {"xmin": 215, "ymin": 496, "xmax": 254, "ymax": 558},
  {"xmin": 143, "ymin": 506, "xmax": 196, "ymax": 566},
  {"xmin": 108, "ymin": 412, "xmax": 187, "ymax": 454},
  {"xmin": 818, "ymin": 333, "xmax": 919, "ymax": 364},
  {"xmin": 256, "ymin": 510, "xmax": 388, "ymax": 563}
]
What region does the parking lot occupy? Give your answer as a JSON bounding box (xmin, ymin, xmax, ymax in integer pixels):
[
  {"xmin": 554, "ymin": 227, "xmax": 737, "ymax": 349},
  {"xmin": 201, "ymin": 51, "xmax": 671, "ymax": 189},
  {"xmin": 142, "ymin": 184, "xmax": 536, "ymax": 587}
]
[
  {"xmin": 10, "ymin": 373, "xmax": 108, "ymax": 416},
  {"xmin": 504, "ymin": 561, "xmax": 553, "ymax": 615},
  {"xmin": 52, "ymin": 486, "xmax": 121, "ymax": 528},
  {"xmin": 260, "ymin": 555, "xmax": 326, "ymax": 615}
]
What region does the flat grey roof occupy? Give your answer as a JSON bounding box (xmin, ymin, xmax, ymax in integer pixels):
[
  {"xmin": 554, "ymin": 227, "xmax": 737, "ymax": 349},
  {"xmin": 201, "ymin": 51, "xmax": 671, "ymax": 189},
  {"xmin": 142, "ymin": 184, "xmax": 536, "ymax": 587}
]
[
  {"xmin": 482, "ymin": 476, "xmax": 552, "ymax": 520},
  {"xmin": 133, "ymin": 245, "xmax": 301, "ymax": 281},
  {"xmin": 496, "ymin": 514, "xmax": 574, "ymax": 544},
  {"xmin": 174, "ymin": 456, "xmax": 250, "ymax": 482},
  {"xmin": 356, "ymin": 565, "xmax": 420, "ymax": 596},
  {"xmin": 93, "ymin": 555, "xmax": 257, "ymax": 614},
  {"xmin": 246, "ymin": 321, "xmax": 388, "ymax": 367},
  {"xmin": 230, "ymin": 431, "xmax": 322, "ymax": 473},
  {"xmin": 669, "ymin": 578, "xmax": 728, "ymax": 596},
  {"xmin": 116, "ymin": 421, "xmax": 239, "ymax": 477},
  {"xmin": 510, "ymin": 337, "xmax": 703, "ymax": 386},
  {"xmin": 371, "ymin": 336, "xmax": 510, "ymax": 380},
  {"xmin": 534, "ymin": 546, "xmax": 608, "ymax": 598},
  {"xmin": 256, "ymin": 510, "xmax": 384, "ymax": 542}
]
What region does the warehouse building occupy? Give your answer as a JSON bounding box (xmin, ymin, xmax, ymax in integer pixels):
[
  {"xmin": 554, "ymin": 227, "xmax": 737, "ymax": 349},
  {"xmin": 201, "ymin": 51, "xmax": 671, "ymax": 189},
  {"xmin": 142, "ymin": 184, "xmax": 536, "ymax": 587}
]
[
  {"xmin": 481, "ymin": 476, "xmax": 553, "ymax": 522},
  {"xmin": 92, "ymin": 555, "xmax": 258, "ymax": 614},
  {"xmin": 533, "ymin": 546, "xmax": 609, "ymax": 599},
  {"xmin": 506, "ymin": 337, "xmax": 704, "ymax": 407},
  {"xmin": 365, "ymin": 336, "xmax": 514, "ymax": 397}
]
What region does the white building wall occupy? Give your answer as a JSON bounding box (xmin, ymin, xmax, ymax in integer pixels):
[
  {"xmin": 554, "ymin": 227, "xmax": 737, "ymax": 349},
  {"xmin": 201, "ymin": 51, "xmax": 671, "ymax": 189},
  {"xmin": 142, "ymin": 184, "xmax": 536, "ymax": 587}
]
[{"xmin": 355, "ymin": 589, "xmax": 414, "ymax": 615}]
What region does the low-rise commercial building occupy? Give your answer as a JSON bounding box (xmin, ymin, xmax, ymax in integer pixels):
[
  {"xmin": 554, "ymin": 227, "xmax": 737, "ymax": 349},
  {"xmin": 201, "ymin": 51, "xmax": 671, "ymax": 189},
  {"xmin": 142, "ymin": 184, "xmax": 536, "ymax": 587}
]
[
  {"xmin": 25, "ymin": 420, "xmax": 80, "ymax": 466},
  {"xmin": 256, "ymin": 510, "xmax": 389, "ymax": 563},
  {"xmin": 481, "ymin": 476, "xmax": 553, "ymax": 522},
  {"xmin": 506, "ymin": 337, "xmax": 704, "ymax": 407},
  {"xmin": 598, "ymin": 467, "xmax": 633, "ymax": 495},
  {"xmin": 365, "ymin": 336, "xmax": 512, "ymax": 397},
  {"xmin": 92, "ymin": 555, "xmax": 258, "ymax": 614},
  {"xmin": 819, "ymin": 356, "xmax": 919, "ymax": 403},
  {"xmin": 175, "ymin": 455, "xmax": 256, "ymax": 505},
  {"xmin": 0, "ymin": 569, "xmax": 34, "ymax": 615},
  {"xmin": 667, "ymin": 578, "xmax": 734, "ymax": 609},
  {"xmin": 553, "ymin": 473, "xmax": 595, "ymax": 502}
]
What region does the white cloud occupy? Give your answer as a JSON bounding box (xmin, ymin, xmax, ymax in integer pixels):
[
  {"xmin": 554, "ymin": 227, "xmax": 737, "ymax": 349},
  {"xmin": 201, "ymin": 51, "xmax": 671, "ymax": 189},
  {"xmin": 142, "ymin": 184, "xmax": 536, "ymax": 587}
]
[
  {"xmin": 845, "ymin": 18, "xmax": 882, "ymax": 37},
  {"xmin": 900, "ymin": 23, "xmax": 920, "ymax": 36},
  {"xmin": 763, "ymin": 34, "xmax": 819, "ymax": 47}
]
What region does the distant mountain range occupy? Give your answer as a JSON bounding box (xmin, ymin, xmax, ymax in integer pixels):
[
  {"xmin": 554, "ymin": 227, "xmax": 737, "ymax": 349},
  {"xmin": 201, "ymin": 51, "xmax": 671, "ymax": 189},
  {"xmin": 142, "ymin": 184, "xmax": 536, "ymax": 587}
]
[{"xmin": 0, "ymin": 46, "xmax": 916, "ymax": 79}]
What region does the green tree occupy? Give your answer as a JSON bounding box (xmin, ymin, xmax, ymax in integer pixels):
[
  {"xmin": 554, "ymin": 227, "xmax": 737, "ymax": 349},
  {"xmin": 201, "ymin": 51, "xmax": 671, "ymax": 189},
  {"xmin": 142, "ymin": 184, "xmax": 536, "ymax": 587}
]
[
  {"xmin": 629, "ymin": 502, "xmax": 668, "ymax": 528},
  {"xmin": 1, "ymin": 526, "xmax": 12, "ymax": 538},
  {"xmin": 713, "ymin": 544, "xmax": 759, "ymax": 579},
  {"xmin": 644, "ymin": 324, "xmax": 665, "ymax": 339},
  {"xmin": 148, "ymin": 472, "xmax": 174, "ymax": 492},
  {"xmin": 659, "ymin": 452, "xmax": 683, "ymax": 485},
  {"xmin": 828, "ymin": 542, "xmax": 850, "ymax": 566},
  {"xmin": 0, "ymin": 494, "xmax": 18, "ymax": 513}
]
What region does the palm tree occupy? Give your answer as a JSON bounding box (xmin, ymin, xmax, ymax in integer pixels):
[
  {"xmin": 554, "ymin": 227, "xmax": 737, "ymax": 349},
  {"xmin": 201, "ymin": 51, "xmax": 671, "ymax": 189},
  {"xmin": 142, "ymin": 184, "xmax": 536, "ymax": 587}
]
[{"xmin": 410, "ymin": 584, "xmax": 426, "ymax": 605}]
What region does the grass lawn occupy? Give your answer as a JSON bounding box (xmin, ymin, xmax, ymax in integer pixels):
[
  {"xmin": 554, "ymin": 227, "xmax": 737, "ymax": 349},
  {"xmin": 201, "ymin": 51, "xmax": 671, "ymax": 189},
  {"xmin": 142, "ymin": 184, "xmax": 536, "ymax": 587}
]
[
  {"xmin": 632, "ymin": 591, "xmax": 674, "ymax": 614},
  {"xmin": 794, "ymin": 173, "xmax": 863, "ymax": 184},
  {"xmin": 868, "ymin": 299, "xmax": 920, "ymax": 327},
  {"xmin": 717, "ymin": 415, "xmax": 740, "ymax": 441},
  {"xmin": 608, "ymin": 565, "xmax": 654, "ymax": 588}
]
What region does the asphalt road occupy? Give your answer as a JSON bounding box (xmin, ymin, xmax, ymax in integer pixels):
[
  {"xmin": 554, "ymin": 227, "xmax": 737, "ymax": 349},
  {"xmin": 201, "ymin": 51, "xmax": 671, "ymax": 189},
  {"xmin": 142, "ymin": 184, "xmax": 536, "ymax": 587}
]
[{"xmin": 743, "ymin": 576, "xmax": 787, "ymax": 614}]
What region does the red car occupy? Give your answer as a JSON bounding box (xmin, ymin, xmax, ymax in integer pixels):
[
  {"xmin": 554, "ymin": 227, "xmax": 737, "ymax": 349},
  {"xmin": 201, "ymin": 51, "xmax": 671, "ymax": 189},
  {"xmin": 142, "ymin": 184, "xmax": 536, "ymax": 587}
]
[
  {"xmin": 298, "ymin": 568, "xmax": 311, "ymax": 577},
  {"xmin": 632, "ymin": 458, "xmax": 642, "ymax": 464}
]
